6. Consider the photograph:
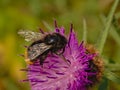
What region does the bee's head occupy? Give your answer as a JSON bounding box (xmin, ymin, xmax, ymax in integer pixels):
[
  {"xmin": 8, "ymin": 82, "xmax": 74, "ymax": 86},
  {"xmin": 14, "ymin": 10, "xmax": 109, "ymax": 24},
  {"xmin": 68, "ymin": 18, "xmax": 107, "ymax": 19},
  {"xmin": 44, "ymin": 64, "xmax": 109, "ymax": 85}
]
[
  {"xmin": 44, "ymin": 33, "xmax": 58, "ymax": 45},
  {"xmin": 44, "ymin": 33, "xmax": 67, "ymax": 48}
]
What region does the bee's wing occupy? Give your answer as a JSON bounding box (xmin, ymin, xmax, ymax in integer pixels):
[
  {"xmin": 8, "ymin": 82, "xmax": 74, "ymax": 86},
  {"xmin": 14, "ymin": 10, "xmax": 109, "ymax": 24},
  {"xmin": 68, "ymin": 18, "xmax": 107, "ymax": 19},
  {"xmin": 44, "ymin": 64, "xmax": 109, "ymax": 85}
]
[
  {"xmin": 27, "ymin": 43, "xmax": 51, "ymax": 60},
  {"xmin": 18, "ymin": 30, "xmax": 45, "ymax": 42}
]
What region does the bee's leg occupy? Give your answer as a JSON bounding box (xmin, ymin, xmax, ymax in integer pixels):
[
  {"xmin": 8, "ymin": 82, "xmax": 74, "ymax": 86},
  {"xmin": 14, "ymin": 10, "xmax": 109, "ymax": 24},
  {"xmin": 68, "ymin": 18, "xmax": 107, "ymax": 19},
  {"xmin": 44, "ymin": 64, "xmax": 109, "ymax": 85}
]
[
  {"xmin": 39, "ymin": 51, "xmax": 49, "ymax": 66},
  {"xmin": 54, "ymin": 48, "xmax": 70, "ymax": 66},
  {"xmin": 59, "ymin": 54, "xmax": 70, "ymax": 66},
  {"xmin": 54, "ymin": 47, "xmax": 65, "ymax": 55}
]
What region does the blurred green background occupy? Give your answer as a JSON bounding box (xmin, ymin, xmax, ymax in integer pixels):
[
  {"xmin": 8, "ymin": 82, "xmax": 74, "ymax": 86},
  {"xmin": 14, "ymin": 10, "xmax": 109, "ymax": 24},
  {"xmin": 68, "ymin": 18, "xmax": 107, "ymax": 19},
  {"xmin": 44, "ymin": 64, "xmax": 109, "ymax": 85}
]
[{"xmin": 0, "ymin": 0, "xmax": 120, "ymax": 90}]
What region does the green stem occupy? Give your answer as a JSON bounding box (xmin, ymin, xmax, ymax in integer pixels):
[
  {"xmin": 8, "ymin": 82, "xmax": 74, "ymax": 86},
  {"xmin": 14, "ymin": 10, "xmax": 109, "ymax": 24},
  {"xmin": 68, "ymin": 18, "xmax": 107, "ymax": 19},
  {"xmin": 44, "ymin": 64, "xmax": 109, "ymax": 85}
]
[
  {"xmin": 97, "ymin": 0, "xmax": 119, "ymax": 54},
  {"xmin": 82, "ymin": 18, "xmax": 87, "ymax": 43},
  {"xmin": 43, "ymin": 21, "xmax": 53, "ymax": 31},
  {"xmin": 100, "ymin": 14, "xmax": 120, "ymax": 45}
]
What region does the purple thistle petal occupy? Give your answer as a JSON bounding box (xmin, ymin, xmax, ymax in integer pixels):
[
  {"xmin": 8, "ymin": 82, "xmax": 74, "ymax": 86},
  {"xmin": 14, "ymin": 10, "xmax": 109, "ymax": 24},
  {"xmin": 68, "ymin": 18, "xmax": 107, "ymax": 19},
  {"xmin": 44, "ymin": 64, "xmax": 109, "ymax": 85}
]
[
  {"xmin": 68, "ymin": 27, "xmax": 79, "ymax": 51},
  {"xmin": 59, "ymin": 27, "xmax": 65, "ymax": 35},
  {"xmin": 55, "ymin": 26, "xmax": 65, "ymax": 36},
  {"xmin": 21, "ymin": 23, "xmax": 103, "ymax": 90},
  {"xmin": 55, "ymin": 28, "xmax": 60, "ymax": 33}
]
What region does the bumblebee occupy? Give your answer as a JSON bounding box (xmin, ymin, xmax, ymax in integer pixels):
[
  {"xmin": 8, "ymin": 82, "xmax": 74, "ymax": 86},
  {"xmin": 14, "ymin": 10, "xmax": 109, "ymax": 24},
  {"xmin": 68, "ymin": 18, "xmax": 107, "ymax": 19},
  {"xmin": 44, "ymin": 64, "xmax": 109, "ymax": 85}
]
[{"xmin": 18, "ymin": 30, "xmax": 67, "ymax": 65}]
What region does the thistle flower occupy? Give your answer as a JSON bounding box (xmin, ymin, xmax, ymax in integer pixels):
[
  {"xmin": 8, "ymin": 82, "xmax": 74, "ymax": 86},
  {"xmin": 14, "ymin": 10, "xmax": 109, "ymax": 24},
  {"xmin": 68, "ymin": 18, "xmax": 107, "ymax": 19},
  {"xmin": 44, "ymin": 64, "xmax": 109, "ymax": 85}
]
[{"xmin": 21, "ymin": 23, "xmax": 104, "ymax": 90}]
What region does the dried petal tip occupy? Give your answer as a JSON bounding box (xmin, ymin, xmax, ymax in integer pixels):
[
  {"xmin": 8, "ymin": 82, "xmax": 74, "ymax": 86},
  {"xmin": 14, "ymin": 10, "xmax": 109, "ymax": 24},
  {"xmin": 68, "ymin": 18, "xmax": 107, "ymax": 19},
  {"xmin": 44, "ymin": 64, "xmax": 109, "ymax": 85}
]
[
  {"xmin": 70, "ymin": 23, "xmax": 73, "ymax": 32},
  {"xmin": 54, "ymin": 19, "xmax": 58, "ymax": 28},
  {"xmin": 54, "ymin": 20, "xmax": 59, "ymax": 32},
  {"xmin": 21, "ymin": 23, "xmax": 104, "ymax": 90},
  {"xmin": 39, "ymin": 28, "xmax": 44, "ymax": 34}
]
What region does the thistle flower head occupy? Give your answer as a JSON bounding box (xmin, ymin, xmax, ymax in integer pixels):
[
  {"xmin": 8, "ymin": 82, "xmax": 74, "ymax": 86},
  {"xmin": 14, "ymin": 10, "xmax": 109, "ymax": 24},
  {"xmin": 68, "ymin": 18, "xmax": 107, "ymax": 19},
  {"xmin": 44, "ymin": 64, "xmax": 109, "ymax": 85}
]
[{"xmin": 22, "ymin": 23, "xmax": 104, "ymax": 90}]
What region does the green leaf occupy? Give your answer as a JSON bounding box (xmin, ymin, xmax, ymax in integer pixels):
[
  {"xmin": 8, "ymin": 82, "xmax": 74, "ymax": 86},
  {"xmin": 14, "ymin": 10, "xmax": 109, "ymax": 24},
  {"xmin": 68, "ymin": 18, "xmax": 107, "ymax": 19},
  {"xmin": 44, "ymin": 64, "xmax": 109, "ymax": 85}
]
[
  {"xmin": 104, "ymin": 69, "xmax": 120, "ymax": 84},
  {"xmin": 106, "ymin": 64, "xmax": 120, "ymax": 71},
  {"xmin": 99, "ymin": 77, "xmax": 109, "ymax": 90},
  {"xmin": 115, "ymin": 11, "xmax": 120, "ymax": 19},
  {"xmin": 99, "ymin": 14, "xmax": 120, "ymax": 46},
  {"xmin": 96, "ymin": 0, "xmax": 119, "ymax": 54}
]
